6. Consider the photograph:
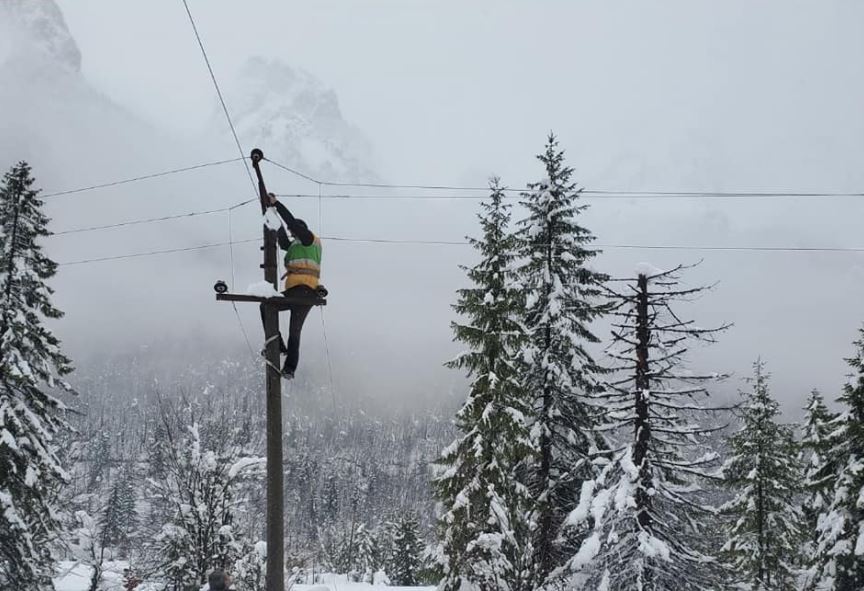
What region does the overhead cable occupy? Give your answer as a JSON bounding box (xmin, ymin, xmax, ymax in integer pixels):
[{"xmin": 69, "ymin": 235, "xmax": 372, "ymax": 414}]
[
  {"xmin": 42, "ymin": 158, "xmax": 245, "ymax": 199},
  {"xmin": 57, "ymin": 236, "xmax": 864, "ymax": 267}
]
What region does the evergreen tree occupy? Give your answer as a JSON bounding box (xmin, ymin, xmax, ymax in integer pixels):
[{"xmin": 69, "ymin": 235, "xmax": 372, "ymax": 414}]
[
  {"xmin": 721, "ymin": 360, "xmax": 802, "ymax": 589},
  {"xmin": 434, "ymin": 180, "xmax": 534, "ymax": 591},
  {"xmin": 800, "ymin": 390, "xmax": 839, "ymax": 550},
  {"xmin": 563, "ymin": 265, "xmax": 728, "ymax": 590},
  {"xmin": 85, "ymin": 426, "xmax": 111, "ymax": 492},
  {"xmin": 0, "ymin": 162, "xmax": 73, "ymax": 590},
  {"xmin": 100, "ymin": 466, "xmax": 139, "ymax": 558},
  {"xmin": 232, "ymin": 541, "xmax": 267, "ymax": 591},
  {"xmin": 353, "ymin": 523, "xmax": 379, "ymax": 583},
  {"xmin": 378, "ymin": 517, "xmax": 398, "ymax": 580},
  {"xmin": 808, "ymin": 326, "xmax": 864, "ymax": 590},
  {"xmin": 147, "ymin": 410, "xmax": 263, "ymax": 591},
  {"xmin": 514, "ymin": 134, "xmax": 606, "ymax": 584},
  {"xmin": 391, "ymin": 513, "xmax": 424, "ymax": 586}
]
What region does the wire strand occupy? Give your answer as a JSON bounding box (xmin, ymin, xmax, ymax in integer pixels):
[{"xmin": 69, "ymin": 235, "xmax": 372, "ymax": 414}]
[
  {"xmin": 319, "ymin": 308, "xmax": 337, "ymax": 411},
  {"xmin": 56, "ymin": 236, "xmax": 864, "ymax": 267},
  {"xmin": 180, "ymin": 0, "xmax": 256, "ymax": 194},
  {"xmin": 274, "ymin": 191, "xmax": 864, "ymax": 201},
  {"xmin": 50, "ymin": 198, "xmax": 256, "ymax": 236},
  {"xmin": 37, "ymin": 157, "xmax": 864, "ymax": 202},
  {"xmin": 180, "ymin": 0, "xmax": 264, "ymax": 363},
  {"xmin": 59, "ymin": 239, "xmax": 257, "ymax": 266},
  {"xmin": 227, "ymin": 209, "xmax": 237, "ymax": 287},
  {"xmin": 54, "ymin": 207, "xmax": 229, "ymax": 235},
  {"xmin": 264, "ymin": 157, "xmax": 864, "ymax": 199},
  {"xmin": 41, "ymin": 158, "xmax": 245, "ymax": 199},
  {"xmin": 231, "ymin": 300, "xmax": 258, "ymax": 363}
]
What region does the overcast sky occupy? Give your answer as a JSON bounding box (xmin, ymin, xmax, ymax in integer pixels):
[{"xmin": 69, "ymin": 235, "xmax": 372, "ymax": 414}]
[{"xmin": 4, "ymin": 0, "xmax": 864, "ymax": 414}]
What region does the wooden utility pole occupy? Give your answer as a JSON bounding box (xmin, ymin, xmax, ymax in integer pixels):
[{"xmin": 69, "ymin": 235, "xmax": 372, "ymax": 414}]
[
  {"xmin": 255, "ymin": 148, "xmax": 285, "ymax": 591},
  {"xmin": 215, "ymin": 148, "xmax": 325, "ymax": 591}
]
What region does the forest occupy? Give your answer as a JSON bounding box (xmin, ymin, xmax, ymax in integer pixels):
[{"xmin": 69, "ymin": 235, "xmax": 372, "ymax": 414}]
[{"xmin": 2, "ymin": 136, "xmax": 864, "ymax": 591}]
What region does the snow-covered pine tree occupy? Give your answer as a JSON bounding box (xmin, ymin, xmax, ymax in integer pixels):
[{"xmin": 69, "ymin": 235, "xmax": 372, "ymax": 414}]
[
  {"xmin": 434, "ymin": 179, "xmax": 534, "ymax": 591},
  {"xmin": 377, "ymin": 518, "xmax": 397, "ymax": 579},
  {"xmin": 808, "ymin": 326, "xmax": 864, "ymax": 590},
  {"xmin": 100, "ymin": 466, "xmax": 139, "ymax": 558},
  {"xmin": 232, "ymin": 541, "xmax": 267, "ymax": 591},
  {"xmin": 0, "ymin": 161, "xmax": 73, "ymax": 590},
  {"xmin": 85, "ymin": 426, "xmax": 111, "ymax": 492},
  {"xmin": 800, "ymin": 390, "xmax": 839, "ymax": 552},
  {"xmin": 353, "ymin": 523, "xmax": 379, "ymax": 583},
  {"xmin": 562, "ymin": 265, "xmax": 729, "ymax": 590},
  {"xmin": 391, "ymin": 512, "xmax": 425, "ymax": 586},
  {"xmin": 721, "ymin": 360, "xmax": 802, "ymax": 589},
  {"xmin": 146, "ymin": 406, "xmax": 264, "ymax": 591},
  {"xmin": 514, "ymin": 134, "xmax": 607, "ymax": 584}
]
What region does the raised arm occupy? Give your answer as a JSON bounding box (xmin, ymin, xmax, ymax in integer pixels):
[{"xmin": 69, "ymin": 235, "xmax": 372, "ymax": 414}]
[
  {"xmin": 276, "ymin": 226, "xmax": 292, "ymax": 250},
  {"xmin": 272, "ymin": 199, "xmax": 314, "ymax": 246}
]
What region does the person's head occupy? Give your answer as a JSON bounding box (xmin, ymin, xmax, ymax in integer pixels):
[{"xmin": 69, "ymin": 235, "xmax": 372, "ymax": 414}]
[{"xmin": 208, "ymin": 569, "xmax": 231, "ymax": 591}]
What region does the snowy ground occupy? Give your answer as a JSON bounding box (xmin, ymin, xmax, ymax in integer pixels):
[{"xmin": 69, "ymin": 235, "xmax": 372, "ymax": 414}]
[
  {"xmin": 54, "ymin": 561, "xmax": 157, "ymax": 591},
  {"xmin": 54, "ymin": 562, "xmax": 435, "ymax": 591},
  {"xmin": 295, "ymin": 584, "xmax": 435, "ymax": 591}
]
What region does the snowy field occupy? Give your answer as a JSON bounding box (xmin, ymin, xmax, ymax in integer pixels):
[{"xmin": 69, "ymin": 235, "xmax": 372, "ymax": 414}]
[{"xmin": 54, "ymin": 562, "xmax": 435, "ymax": 591}]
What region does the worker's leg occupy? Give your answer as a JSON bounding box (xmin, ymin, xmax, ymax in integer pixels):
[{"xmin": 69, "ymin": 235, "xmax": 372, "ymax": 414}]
[
  {"xmin": 259, "ymin": 305, "xmax": 287, "ymax": 353},
  {"xmin": 282, "ymin": 303, "xmax": 312, "ymax": 375}
]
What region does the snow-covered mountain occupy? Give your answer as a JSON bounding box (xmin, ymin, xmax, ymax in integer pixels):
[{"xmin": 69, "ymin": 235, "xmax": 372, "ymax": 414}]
[
  {"xmin": 227, "ymin": 57, "xmax": 378, "ymax": 184},
  {"xmin": 0, "ymin": 0, "xmax": 81, "ymax": 74},
  {"xmin": 0, "ymin": 0, "xmax": 164, "ymax": 184},
  {"xmin": 0, "ymin": 0, "xmax": 384, "ymax": 356}
]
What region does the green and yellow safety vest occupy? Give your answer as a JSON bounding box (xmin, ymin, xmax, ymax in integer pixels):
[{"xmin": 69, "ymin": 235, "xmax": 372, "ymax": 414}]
[{"xmin": 284, "ymin": 235, "xmax": 322, "ymax": 290}]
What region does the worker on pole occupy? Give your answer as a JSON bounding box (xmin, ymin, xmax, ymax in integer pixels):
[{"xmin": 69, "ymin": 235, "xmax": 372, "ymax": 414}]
[{"xmin": 267, "ymin": 193, "xmax": 322, "ymax": 379}]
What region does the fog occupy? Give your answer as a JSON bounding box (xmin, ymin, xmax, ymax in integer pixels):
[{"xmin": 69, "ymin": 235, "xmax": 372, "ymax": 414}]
[{"xmin": 2, "ymin": 0, "xmax": 863, "ymax": 415}]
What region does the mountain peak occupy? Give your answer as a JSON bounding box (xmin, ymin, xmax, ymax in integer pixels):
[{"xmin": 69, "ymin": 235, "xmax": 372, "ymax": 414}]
[
  {"xmin": 228, "ymin": 57, "xmax": 378, "ymax": 184},
  {"xmin": 0, "ymin": 0, "xmax": 81, "ymax": 73}
]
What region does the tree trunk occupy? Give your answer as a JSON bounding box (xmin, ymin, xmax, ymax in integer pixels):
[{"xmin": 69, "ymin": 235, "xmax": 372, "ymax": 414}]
[{"xmin": 634, "ymin": 274, "xmax": 654, "ymax": 590}]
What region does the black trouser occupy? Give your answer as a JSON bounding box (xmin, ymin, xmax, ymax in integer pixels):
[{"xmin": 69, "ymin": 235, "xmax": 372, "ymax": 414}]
[
  {"xmin": 258, "ymin": 285, "xmax": 314, "ymax": 374},
  {"xmin": 281, "ymin": 285, "xmax": 313, "ymax": 374}
]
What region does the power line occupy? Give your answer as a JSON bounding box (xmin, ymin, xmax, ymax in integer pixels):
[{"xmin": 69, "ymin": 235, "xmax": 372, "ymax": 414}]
[
  {"xmin": 56, "ymin": 236, "xmax": 864, "ymax": 267},
  {"xmin": 58, "ymin": 239, "xmax": 258, "ymax": 266},
  {"xmin": 53, "ymin": 205, "xmax": 237, "ymax": 235},
  {"xmin": 319, "ymin": 308, "xmax": 337, "ymax": 411},
  {"xmin": 322, "ymin": 237, "xmax": 864, "ymax": 253},
  {"xmin": 265, "ymin": 159, "xmax": 322, "ymax": 185},
  {"xmin": 321, "ymin": 236, "xmax": 468, "ymax": 245},
  {"xmin": 41, "ymin": 158, "xmax": 245, "ymax": 199},
  {"xmin": 36, "ymin": 157, "xmax": 864, "ymax": 203},
  {"xmin": 593, "ymin": 244, "xmax": 864, "ymax": 253},
  {"xmin": 275, "ymin": 190, "xmax": 864, "ymax": 201},
  {"xmin": 180, "ymin": 0, "xmax": 256, "ymax": 193},
  {"xmin": 585, "ymin": 189, "xmax": 864, "ymax": 198},
  {"xmin": 179, "ymin": 0, "xmax": 261, "ymax": 364},
  {"xmin": 51, "ymin": 198, "xmax": 256, "ymax": 236},
  {"xmin": 44, "ymin": 182, "xmax": 859, "ymax": 239},
  {"xmin": 265, "ymin": 157, "xmax": 864, "ymax": 199}
]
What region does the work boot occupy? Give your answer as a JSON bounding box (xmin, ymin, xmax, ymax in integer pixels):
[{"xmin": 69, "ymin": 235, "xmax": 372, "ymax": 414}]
[{"xmin": 281, "ymin": 358, "xmax": 295, "ymax": 380}]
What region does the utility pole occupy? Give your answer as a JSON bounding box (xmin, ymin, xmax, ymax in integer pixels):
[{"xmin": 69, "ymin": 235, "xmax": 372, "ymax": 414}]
[
  {"xmin": 255, "ymin": 148, "xmax": 285, "ymax": 591},
  {"xmin": 216, "ymin": 148, "xmax": 325, "ymax": 591}
]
